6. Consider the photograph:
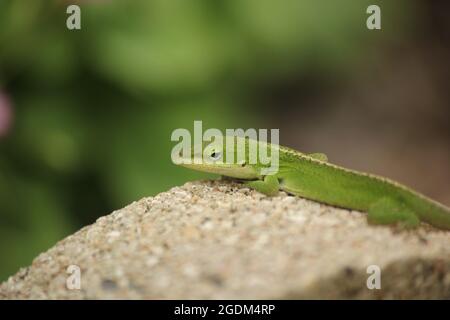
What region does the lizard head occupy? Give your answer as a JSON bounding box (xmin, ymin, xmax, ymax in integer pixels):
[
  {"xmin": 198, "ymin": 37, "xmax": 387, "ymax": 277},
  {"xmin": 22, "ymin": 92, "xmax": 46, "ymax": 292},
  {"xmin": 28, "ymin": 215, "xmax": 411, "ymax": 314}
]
[{"xmin": 176, "ymin": 136, "xmax": 272, "ymax": 180}]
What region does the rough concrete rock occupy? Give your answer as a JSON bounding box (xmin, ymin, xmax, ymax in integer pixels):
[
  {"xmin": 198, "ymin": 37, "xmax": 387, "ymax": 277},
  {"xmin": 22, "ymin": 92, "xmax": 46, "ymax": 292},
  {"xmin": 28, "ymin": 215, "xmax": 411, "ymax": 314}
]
[{"xmin": 1, "ymin": 180, "xmax": 449, "ymax": 299}]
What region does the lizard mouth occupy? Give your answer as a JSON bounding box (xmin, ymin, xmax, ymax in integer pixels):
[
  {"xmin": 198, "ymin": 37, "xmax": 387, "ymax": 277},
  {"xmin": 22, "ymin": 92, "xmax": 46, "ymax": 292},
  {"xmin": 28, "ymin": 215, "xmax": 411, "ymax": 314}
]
[{"xmin": 180, "ymin": 162, "xmax": 259, "ymax": 180}]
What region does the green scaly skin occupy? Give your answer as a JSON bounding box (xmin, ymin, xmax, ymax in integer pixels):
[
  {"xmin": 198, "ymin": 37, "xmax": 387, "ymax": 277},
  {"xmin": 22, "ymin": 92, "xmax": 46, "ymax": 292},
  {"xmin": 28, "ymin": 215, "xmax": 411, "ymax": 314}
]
[{"xmin": 178, "ymin": 137, "xmax": 450, "ymax": 230}]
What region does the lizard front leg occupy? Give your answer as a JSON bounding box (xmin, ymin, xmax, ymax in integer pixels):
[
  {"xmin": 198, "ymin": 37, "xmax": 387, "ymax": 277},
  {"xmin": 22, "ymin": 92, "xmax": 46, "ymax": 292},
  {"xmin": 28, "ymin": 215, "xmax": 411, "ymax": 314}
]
[{"xmin": 246, "ymin": 175, "xmax": 280, "ymax": 196}]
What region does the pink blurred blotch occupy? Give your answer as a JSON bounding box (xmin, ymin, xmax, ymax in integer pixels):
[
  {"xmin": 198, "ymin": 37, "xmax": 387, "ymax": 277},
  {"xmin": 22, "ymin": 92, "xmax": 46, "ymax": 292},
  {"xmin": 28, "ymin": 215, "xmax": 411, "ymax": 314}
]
[{"xmin": 0, "ymin": 91, "xmax": 13, "ymax": 137}]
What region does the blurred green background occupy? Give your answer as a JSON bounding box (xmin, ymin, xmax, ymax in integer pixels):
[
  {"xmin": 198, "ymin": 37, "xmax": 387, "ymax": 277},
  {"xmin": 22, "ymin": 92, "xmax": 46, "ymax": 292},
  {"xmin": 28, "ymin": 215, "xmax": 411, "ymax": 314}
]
[{"xmin": 0, "ymin": 0, "xmax": 449, "ymax": 281}]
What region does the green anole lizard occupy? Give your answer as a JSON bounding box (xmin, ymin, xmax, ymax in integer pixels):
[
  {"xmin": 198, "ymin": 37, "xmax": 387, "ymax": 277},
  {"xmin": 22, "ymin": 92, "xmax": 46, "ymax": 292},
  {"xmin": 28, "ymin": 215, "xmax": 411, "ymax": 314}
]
[{"xmin": 177, "ymin": 137, "xmax": 450, "ymax": 230}]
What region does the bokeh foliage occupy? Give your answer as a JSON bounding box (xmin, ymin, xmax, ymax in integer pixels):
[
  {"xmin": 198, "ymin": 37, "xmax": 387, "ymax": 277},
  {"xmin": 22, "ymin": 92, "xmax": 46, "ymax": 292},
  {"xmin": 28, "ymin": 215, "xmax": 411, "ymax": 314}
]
[{"xmin": 0, "ymin": 0, "xmax": 411, "ymax": 280}]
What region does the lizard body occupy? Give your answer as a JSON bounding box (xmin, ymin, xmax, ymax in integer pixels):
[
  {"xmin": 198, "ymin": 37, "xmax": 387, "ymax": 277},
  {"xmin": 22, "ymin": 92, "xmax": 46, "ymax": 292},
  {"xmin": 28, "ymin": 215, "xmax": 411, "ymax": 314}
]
[{"xmin": 178, "ymin": 137, "xmax": 450, "ymax": 230}]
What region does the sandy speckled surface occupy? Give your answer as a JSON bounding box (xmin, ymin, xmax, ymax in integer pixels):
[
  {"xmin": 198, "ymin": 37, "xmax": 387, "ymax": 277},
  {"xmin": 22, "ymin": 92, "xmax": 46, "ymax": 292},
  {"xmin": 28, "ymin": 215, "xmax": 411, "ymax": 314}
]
[{"xmin": 1, "ymin": 180, "xmax": 449, "ymax": 299}]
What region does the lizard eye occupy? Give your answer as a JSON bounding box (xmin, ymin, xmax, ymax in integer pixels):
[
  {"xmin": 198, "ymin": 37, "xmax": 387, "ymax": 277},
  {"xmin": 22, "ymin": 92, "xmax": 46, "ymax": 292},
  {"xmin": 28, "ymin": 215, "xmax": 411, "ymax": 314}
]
[{"xmin": 210, "ymin": 151, "xmax": 222, "ymax": 161}]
